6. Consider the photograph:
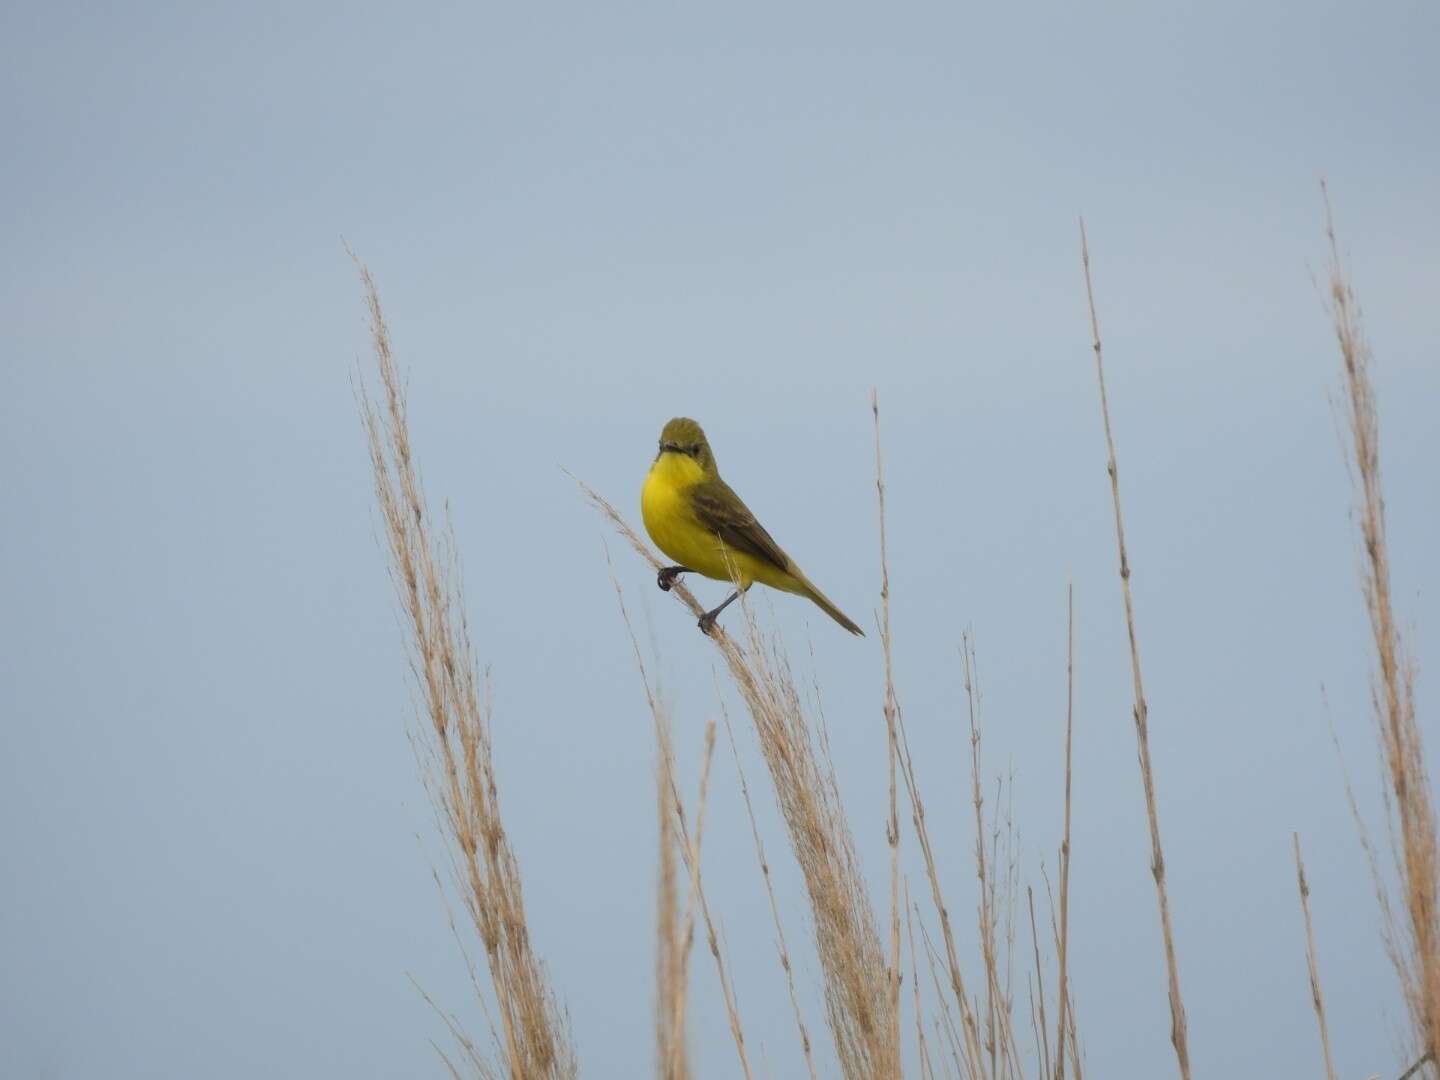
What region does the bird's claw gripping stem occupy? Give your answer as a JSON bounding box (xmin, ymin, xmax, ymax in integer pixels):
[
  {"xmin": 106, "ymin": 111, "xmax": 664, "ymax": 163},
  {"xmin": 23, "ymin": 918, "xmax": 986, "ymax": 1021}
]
[{"xmin": 657, "ymin": 565, "xmax": 689, "ymax": 592}]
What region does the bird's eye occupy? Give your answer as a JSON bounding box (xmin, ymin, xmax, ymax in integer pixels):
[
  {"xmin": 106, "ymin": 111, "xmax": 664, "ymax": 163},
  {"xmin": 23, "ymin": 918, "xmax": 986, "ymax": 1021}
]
[{"xmin": 690, "ymin": 445, "xmax": 701, "ymax": 457}]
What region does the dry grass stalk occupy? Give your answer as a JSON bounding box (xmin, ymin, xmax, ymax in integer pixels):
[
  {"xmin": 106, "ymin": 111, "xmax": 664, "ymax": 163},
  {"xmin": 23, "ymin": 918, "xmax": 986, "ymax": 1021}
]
[
  {"xmin": 868, "ymin": 465, "xmax": 988, "ymax": 1078},
  {"xmin": 1078, "ymin": 219, "xmax": 1192, "ymax": 1079},
  {"xmin": 917, "ymin": 911, "xmax": 970, "ymax": 1077},
  {"xmin": 1038, "ymin": 867, "xmax": 1084, "ymax": 1080},
  {"xmin": 669, "ymin": 721, "xmax": 719, "ymax": 1080},
  {"xmin": 354, "ymin": 255, "xmax": 576, "ymax": 1078},
  {"xmin": 1292, "ymin": 833, "xmax": 1339, "ymax": 1080},
  {"xmin": 722, "ymin": 707, "xmax": 820, "ymax": 1080},
  {"xmin": 1054, "ymin": 583, "xmax": 1075, "ymax": 1080},
  {"xmin": 668, "ymin": 722, "xmax": 750, "ymax": 1078},
  {"xmin": 1322, "ymin": 187, "xmax": 1438, "ymax": 1072},
  {"xmin": 604, "ymin": 561, "xmax": 747, "ymax": 1079},
  {"xmin": 963, "ymin": 641, "xmax": 1024, "ymax": 1079},
  {"xmin": 580, "ymin": 482, "xmax": 898, "ymax": 1079},
  {"xmin": 901, "ymin": 629, "xmax": 1032, "ymax": 1080},
  {"xmin": 965, "ymin": 641, "xmax": 1003, "ymax": 1079},
  {"xmin": 908, "ymin": 879, "xmax": 939, "ymax": 1080},
  {"xmin": 655, "ymin": 700, "xmax": 689, "ymax": 1080},
  {"xmin": 894, "ymin": 672, "xmax": 986, "ymax": 1076},
  {"xmin": 873, "ymin": 389, "xmax": 906, "ymax": 1069},
  {"xmin": 1027, "ymin": 888, "xmax": 1052, "ymax": 1080},
  {"xmin": 877, "ymin": 393, "xmax": 1032, "ymax": 1080},
  {"xmin": 1063, "ymin": 997, "xmax": 1083, "ymax": 1080}
]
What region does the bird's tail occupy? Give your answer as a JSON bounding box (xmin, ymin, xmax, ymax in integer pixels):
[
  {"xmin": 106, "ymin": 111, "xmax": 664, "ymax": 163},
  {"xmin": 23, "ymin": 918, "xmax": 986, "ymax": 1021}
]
[{"xmin": 800, "ymin": 578, "xmax": 865, "ymax": 636}]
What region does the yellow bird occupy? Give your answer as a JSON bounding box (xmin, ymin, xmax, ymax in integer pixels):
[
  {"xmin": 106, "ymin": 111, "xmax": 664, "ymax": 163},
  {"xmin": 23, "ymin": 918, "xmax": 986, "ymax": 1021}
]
[{"xmin": 641, "ymin": 417, "xmax": 864, "ymax": 636}]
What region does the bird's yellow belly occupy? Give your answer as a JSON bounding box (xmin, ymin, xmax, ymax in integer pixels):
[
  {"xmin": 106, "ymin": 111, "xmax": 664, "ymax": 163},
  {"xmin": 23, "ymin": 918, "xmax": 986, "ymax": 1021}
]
[{"xmin": 642, "ymin": 464, "xmax": 788, "ymax": 591}]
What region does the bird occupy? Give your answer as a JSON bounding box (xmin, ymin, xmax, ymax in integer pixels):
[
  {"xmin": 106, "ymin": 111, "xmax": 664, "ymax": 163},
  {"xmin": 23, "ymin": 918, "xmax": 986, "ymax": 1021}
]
[{"xmin": 640, "ymin": 417, "xmax": 864, "ymax": 636}]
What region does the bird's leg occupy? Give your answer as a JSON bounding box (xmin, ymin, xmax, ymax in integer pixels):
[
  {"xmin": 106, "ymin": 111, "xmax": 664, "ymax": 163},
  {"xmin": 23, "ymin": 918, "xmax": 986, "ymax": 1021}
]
[
  {"xmin": 657, "ymin": 565, "xmax": 691, "ymax": 592},
  {"xmin": 698, "ymin": 589, "xmax": 741, "ymax": 635}
]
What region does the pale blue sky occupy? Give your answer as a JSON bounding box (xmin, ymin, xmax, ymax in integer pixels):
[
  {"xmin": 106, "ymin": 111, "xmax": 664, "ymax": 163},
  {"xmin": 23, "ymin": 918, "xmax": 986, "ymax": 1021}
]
[{"xmin": 3, "ymin": 1, "xmax": 1438, "ymax": 1077}]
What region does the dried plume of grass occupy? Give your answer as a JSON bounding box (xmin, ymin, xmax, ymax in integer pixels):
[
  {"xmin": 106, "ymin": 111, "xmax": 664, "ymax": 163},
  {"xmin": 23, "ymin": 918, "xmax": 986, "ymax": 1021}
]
[
  {"xmin": 1079, "ymin": 220, "xmax": 1192, "ymax": 1078},
  {"xmin": 1322, "ymin": 187, "xmax": 1438, "ymax": 1073},
  {"xmin": 580, "ymin": 482, "xmax": 899, "ymax": 1079},
  {"xmin": 723, "ymin": 707, "xmax": 820, "ymax": 1080},
  {"xmin": 1292, "ymin": 833, "xmax": 1339, "ymax": 1080},
  {"xmin": 354, "ymin": 255, "xmax": 576, "ymax": 1078}
]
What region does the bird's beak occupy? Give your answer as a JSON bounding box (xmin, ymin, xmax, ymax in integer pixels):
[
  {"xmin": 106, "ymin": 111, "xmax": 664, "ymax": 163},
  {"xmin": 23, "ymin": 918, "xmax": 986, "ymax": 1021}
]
[{"xmin": 659, "ymin": 441, "xmax": 682, "ymax": 454}]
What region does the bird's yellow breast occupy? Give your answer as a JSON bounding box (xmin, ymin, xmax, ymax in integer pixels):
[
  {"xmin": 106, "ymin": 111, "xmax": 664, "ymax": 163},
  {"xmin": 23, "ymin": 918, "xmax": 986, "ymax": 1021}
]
[
  {"xmin": 642, "ymin": 452, "xmax": 708, "ymax": 562},
  {"xmin": 642, "ymin": 452, "xmax": 773, "ymax": 588}
]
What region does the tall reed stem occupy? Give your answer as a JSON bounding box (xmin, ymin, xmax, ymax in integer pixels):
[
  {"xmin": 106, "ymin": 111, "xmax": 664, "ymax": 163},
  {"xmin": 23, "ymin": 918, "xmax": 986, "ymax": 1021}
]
[{"xmin": 1079, "ymin": 221, "xmax": 1191, "ymax": 1078}]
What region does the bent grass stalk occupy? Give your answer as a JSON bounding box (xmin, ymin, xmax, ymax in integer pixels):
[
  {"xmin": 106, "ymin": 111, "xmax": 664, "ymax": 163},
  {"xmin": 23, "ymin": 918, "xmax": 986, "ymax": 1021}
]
[
  {"xmin": 605, "ymin": 555, "xmax": 747, "ymax": 1079},
  {"xmin": 580, "ymin": 481, "xmax": 898, "ymax": 1080}
]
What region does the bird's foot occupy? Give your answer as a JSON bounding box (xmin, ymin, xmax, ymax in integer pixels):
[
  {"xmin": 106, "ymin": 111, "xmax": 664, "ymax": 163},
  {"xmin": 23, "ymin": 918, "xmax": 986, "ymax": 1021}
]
[
  {"xmin": 697, "ymin": 611, "xmax": 718, "ymax": 635},
  {"xmin": 657, "ymin": 566, "xmax": 687, "ymax": 592}
]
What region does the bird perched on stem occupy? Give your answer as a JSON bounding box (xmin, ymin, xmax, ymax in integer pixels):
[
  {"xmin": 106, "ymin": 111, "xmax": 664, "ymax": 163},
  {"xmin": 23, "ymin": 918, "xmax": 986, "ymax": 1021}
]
[{"xmin": 641, "ymin": 417, "xmax": 864, "ymax": 636}]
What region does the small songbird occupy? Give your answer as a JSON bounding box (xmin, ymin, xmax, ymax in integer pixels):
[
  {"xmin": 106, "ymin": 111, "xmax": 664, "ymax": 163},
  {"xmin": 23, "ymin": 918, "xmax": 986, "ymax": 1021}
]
[{"xmin": 641, "ymin": 417, "xmax": 864, "ymax": 636}]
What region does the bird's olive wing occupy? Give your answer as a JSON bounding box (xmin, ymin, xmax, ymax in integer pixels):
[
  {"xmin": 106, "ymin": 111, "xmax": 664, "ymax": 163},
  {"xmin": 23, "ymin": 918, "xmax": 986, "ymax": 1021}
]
[{"xmin": 688, "ymin": 480, "xmax": 792, "ymax": 573}]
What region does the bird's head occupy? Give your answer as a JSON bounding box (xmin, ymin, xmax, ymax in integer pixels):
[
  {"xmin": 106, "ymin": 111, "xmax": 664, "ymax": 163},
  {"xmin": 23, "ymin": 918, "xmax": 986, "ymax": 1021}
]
[{"xmin": 656, "ymin": 417, "xmax": 718, "ymax": 476}]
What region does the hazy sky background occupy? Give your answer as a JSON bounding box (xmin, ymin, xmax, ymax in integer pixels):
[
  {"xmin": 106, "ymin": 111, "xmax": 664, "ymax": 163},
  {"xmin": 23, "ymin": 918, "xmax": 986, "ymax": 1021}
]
[{"xmin": 3, "ymin": 1, "xmax": 1438, "ymax": 1077}]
